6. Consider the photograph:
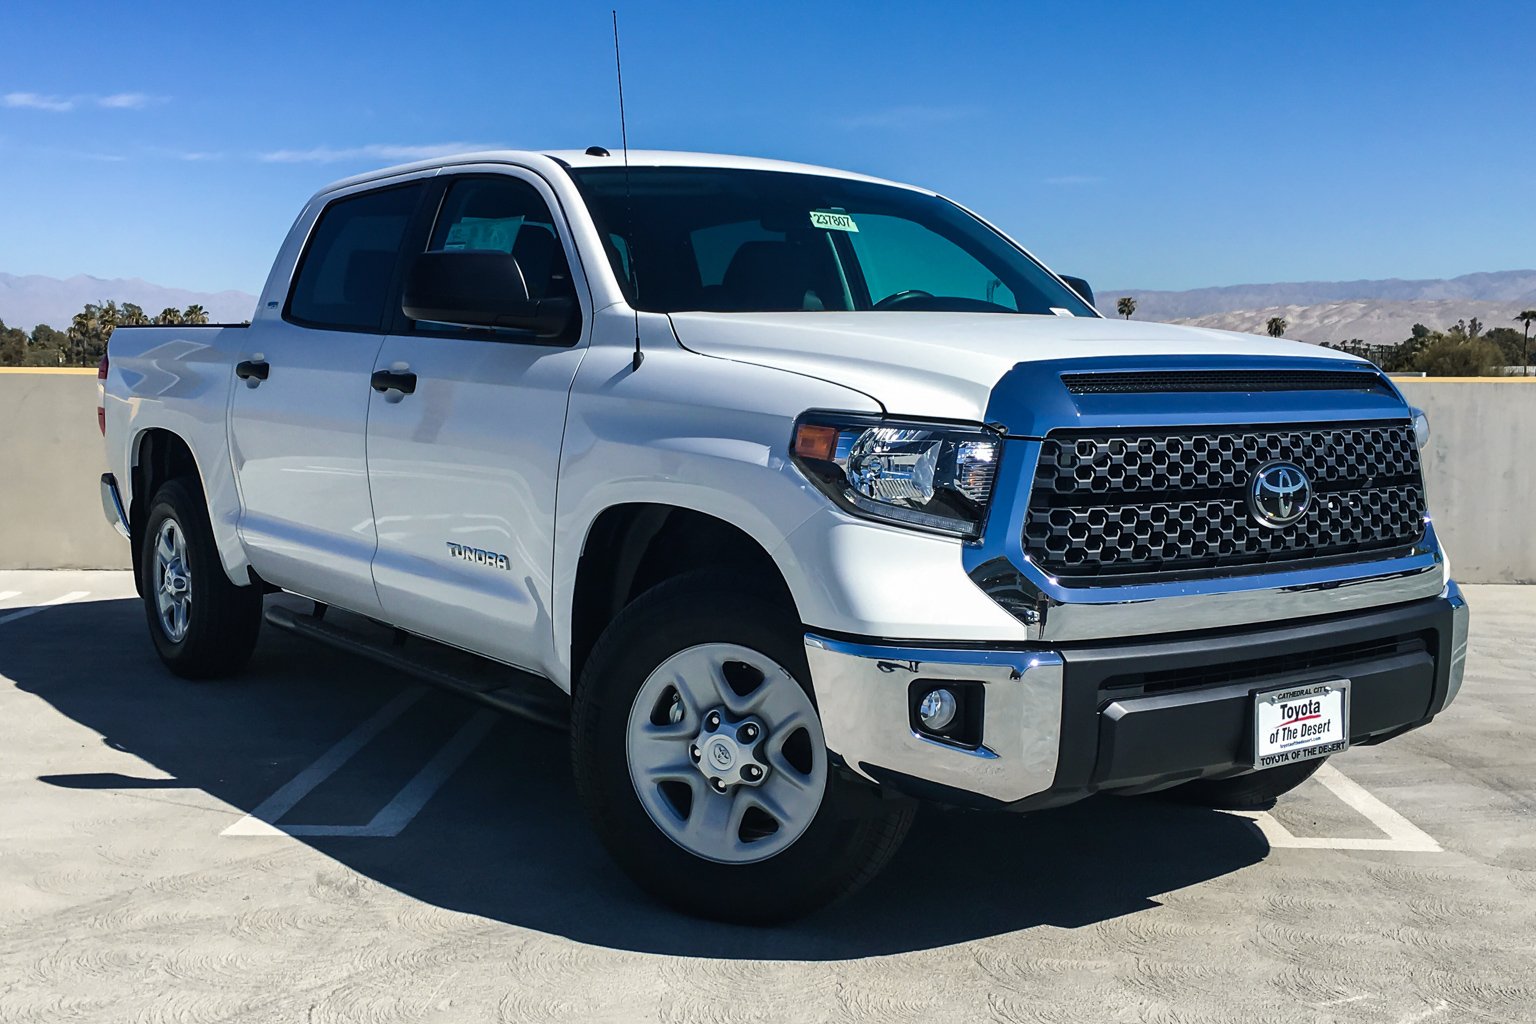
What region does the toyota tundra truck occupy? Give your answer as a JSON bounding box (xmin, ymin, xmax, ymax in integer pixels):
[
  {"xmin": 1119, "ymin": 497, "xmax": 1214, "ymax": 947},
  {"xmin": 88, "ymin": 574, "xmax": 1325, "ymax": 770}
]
[{"xmin": 99, "ymin": 149, "xmax": 1469, "ymax": 922}]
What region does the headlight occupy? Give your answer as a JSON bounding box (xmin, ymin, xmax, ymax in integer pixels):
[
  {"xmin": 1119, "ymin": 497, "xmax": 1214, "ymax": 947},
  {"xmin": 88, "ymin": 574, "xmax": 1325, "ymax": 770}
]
[
  {"xmin": 1411, "ymin": 408, "xmax": 1431, "ymax": 451},
  {"xmin": 791, "ymin": 415, "xmax": 1000, "ymax": 537}
]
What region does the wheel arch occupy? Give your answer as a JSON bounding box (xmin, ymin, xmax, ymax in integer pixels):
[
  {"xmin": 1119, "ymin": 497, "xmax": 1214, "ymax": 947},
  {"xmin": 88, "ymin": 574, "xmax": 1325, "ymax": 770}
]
[
  {"xmin": 129, "ymin": 427, "xmax": 252, "ymax": 588},
  {"xmin": 568, "ymin": 502, "xmax": 799, "ymax": 690}
]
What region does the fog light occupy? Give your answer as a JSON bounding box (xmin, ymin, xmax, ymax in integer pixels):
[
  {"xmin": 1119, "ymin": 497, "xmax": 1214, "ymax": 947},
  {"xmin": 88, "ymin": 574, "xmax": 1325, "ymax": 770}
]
[{"xmin": 918, "ymin": 688, "xmax": 958, "ymax": 731}]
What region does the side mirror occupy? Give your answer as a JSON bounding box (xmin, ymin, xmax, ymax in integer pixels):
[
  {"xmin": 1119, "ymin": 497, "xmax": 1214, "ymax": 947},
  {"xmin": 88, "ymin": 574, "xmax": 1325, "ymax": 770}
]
[
  {"xmin": 402, "ymin": 250, "xmax": 575, "ymax": 339},
  {"xmin": 1060, "ymin": 275, "xmax": 1095, "ymax": 308}
]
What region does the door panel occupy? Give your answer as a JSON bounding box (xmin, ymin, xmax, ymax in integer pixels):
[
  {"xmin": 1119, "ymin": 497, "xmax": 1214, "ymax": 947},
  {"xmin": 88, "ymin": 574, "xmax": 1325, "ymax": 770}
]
[
  {"xmin": 366, "ymin": 170, "xmax": 588, "ymax": 675},
  {"xmin": 229, "ymin": 180, "xmax": 426, "ymax": 614},
  {"xmin": 229, "ymin": 320, "xmax": 385, "ymax": 612},
  {"xmin": 366, "ymin": 337, "xmax": 583, "ymax": 670}
]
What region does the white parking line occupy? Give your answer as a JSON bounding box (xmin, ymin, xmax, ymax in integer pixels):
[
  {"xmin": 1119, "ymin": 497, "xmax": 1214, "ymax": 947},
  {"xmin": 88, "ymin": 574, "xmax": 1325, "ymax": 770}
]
[
  {"xmin": 1227, "ymin": 763, "xmax": 1442, "ymax": 852},
  {"xmin": 0, "ymin": 590, "xmax": 21, "ymax": 604},
  {"xmin": 222, "ymin": 687, "xmax": 497, "ymax": 838},
  {"xmin": 0, "ymin": 591, "xmax": 90, "ymax": 627}
]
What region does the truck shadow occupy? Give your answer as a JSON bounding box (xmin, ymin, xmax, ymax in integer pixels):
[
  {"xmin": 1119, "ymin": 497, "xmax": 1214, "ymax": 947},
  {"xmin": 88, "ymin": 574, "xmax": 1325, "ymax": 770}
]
[{"xmin": 8, "ymin": 597, "xmax": 1268, "ymax": 961}]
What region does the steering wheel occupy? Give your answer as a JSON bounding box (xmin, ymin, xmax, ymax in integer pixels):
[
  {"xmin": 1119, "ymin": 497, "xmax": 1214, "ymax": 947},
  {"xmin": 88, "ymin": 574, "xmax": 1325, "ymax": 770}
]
[{"xmin": 873, "ymin": 289, "xmax": 934, "ymax": 310}]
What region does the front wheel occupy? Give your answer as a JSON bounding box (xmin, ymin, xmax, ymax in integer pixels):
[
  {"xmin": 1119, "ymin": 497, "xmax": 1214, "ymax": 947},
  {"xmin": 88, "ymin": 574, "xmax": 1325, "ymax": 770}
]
[
  {"xmin": 571, "ymin": 572, "xmax": 913, "ymax": 923},
  {"xmin": 140, "ymin": 478, "xmax": 263, "ymax": 679}
]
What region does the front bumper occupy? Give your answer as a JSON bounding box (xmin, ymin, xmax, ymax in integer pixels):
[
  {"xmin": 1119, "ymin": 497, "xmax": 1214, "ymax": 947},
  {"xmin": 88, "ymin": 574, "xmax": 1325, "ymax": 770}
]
[{"xmin": 806, "ymin": 581, "xmax": 1469, "ymax": 808}]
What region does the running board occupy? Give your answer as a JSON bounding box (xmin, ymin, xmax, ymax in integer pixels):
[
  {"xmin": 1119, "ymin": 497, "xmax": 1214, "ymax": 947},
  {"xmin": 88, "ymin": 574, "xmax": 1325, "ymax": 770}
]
[{"xmin": 263, "ymin": 598, "xmax": 570, "ymax": 730}]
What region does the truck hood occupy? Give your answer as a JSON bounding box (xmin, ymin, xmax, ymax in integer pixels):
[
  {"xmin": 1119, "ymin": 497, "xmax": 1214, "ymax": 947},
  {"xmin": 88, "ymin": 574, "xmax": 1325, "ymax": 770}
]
[{"xmin": 666, "ymin": 312, "xmax": 1364, "ymax": 422}]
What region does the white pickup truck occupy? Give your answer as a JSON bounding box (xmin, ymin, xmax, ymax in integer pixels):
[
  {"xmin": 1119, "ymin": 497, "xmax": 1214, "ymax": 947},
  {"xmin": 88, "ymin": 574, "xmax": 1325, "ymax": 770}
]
[{"xmin": 100, "ymin": 149, "xmax": 1469, "ymax": 922}]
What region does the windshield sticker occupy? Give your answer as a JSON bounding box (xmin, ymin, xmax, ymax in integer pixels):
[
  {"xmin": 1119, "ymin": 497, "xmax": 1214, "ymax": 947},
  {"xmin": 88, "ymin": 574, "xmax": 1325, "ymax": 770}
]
[
  {"xmin": 809, "ymin": 210, "xmax": 859, "ymax": 233},
  {"xmin": 1050, "ymin": 307, "xmax": 1076, "ymax": 317}
]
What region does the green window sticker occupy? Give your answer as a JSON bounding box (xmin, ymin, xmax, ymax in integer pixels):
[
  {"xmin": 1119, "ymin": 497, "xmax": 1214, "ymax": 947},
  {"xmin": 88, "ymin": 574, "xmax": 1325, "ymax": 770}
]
[{"xmin": 810, "ymin": 209, "xmax": 859, "ymax": 233}]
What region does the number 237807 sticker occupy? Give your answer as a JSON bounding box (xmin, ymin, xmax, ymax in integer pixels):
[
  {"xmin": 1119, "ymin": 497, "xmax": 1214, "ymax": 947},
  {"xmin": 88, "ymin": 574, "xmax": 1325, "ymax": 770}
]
[{"xmin": 810, "ymin": 210, "xmax": 859, "ymax": 232}]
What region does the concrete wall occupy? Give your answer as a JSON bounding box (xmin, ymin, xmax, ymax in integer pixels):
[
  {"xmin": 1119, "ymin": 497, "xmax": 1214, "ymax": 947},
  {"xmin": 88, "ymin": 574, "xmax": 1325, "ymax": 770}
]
[
  {"xmin": 1, "ymin": 370, "xmax": 1531, "ymax": 583},
  {"xmin": 0, "ymin": 370, "xmax": 131, "ymax": 570},
  {"xmin": 1396, "ymin": 378, "xmax": 1536, "ymax": 584}
]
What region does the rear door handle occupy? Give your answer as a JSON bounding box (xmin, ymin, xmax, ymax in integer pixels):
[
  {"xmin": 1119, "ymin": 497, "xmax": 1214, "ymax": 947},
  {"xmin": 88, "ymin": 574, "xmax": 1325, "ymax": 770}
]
[
  {"xmin": 235, "ymin": 359, "xmax": 270, "ymax": 381},
  {"xmin": 370, "ymin": 369, "xmax": 417, "ymax": 395}
]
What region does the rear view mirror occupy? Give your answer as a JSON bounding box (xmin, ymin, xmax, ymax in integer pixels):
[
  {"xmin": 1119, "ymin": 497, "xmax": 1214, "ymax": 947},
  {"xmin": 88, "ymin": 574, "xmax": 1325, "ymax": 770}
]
[
  {"xmin": 402, "ymin": 250, "xmax": 575, "ymax": 339},
  {"xmin": 1060, "ymin": 275, "xmax": 1095, "ymax": 308}
]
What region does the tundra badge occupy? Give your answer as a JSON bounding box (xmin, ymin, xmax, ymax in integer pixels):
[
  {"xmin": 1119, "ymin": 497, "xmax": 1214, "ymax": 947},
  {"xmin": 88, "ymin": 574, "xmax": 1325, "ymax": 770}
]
[{"xmin": 446, "ymin": 542, "xmax": 511, "ymax": 571}]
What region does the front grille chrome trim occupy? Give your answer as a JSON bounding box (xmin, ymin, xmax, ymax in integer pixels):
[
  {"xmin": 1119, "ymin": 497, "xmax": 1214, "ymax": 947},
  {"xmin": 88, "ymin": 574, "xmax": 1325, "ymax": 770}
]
[
  {"xmin": 963, "ymin": 439, "xmax": 1447, "ymax": 642},
  {"xmin": 1023, "ymin": 421, "xmax": 1426, "ymax": 582}
]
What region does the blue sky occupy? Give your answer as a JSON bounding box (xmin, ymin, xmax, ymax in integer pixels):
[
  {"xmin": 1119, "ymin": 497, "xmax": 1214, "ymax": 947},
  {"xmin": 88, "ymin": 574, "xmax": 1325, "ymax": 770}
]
[{"xmin": 2, "ymin": 0, "xmax": 1532, "ymax": 295}]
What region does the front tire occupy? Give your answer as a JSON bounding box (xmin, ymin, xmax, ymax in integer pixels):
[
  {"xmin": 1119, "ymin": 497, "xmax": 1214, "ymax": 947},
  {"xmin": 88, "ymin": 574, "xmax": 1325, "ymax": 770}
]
[
  {"xmin": 140, "ymin": 478, "xmax": 263, "ymax": 679},
  {"xmin": 571, "ymin": 571, "xmax": 913, "ymax": 923},
  {"xmin": 1168, "ymin": 757, "xmax": 1327, "ymax": 810}
]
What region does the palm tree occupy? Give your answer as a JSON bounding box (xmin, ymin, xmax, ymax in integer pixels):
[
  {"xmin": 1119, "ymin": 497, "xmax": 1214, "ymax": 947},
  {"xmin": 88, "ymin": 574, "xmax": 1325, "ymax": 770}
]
[
  {"xmin": 1515, "ymin": 310, "xmax": 1536, "ymax": 377},
  {"xmin": 183, "ymin": 304, "xmax": 209, "ymax": 325},
  {"xmin": 1116, "ymin": 296, "xmax": 1137, "ymax": 320},
  {"xmin": 1266, "ymin": 316, "xmax": 1287, "ymax": 338},
  {"xmin": 155, "ymin": 307, "xmax": 184, "ymax": 325}
]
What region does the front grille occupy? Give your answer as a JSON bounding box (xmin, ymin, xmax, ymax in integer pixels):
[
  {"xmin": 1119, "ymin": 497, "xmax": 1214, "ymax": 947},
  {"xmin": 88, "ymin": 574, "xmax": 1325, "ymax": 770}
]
[
  {"xmin": 1022, "ymin": 422, "xmax": 1426, "ymax": 582},
  {"xmin": 1061, "ymin": 369, "xmax": 1390, "ymax": 395}
]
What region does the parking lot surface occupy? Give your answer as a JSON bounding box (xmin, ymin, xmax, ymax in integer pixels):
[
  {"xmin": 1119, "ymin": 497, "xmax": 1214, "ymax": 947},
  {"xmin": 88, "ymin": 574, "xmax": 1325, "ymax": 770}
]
[{"xmin": 1, "ymin": 571, "xmax": 1532, "ymax": 1023}]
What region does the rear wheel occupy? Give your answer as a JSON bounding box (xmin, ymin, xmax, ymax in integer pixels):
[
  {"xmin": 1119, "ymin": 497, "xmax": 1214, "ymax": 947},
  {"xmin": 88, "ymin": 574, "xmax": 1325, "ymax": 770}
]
[
  {"xmin": 1167, "ymin": 757, "xmax": 1327, "ymax": 810},
  {"xmin": 140, "ymin": 478, "xmax": 263, "ymax": 679},
  {"xmin": 571, "ymin": 571, "xmax": 913, "ymax": 923}
]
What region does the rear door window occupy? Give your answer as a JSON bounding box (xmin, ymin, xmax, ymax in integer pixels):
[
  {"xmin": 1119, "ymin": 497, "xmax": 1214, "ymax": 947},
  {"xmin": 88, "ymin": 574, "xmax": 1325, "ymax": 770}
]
[{"xmin": 286, "ymin": 183, "xmax": 424, "ymax": 331}]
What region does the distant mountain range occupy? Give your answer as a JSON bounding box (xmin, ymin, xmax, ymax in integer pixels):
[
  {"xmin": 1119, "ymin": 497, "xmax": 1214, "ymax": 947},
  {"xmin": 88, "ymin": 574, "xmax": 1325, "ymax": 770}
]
[
  {"xmin": 0, "ymin": 273, "xmax": 258, "ymax": 330},
  {"xmin": 1101, "ymin": 270, "xmax": 1536, "ymax": 321},
  {"xmin": 1165, "ymin": 300, "xmax": 1535, "ymax": 347},
  {"xmin": 1095, "ymin": 270, "xmax": 1536, "ymax": 346}
]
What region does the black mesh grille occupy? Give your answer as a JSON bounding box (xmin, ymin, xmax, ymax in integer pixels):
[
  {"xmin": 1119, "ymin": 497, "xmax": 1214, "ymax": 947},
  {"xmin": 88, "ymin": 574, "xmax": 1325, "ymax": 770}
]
[
  {"xmin": 1022, "ymin": 422, "xmax": 1426, "ymax": 581},
  {"xmin": 1061, "ymin": 370, "xmax": 1390, "ymax": 395}
]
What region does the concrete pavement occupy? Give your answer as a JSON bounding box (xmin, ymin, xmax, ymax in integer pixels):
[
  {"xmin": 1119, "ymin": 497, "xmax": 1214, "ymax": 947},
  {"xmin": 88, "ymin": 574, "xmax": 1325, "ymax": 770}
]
[{"xmin": 0, "ymin": 572, "xmax": 1531, "ymax": 1023}]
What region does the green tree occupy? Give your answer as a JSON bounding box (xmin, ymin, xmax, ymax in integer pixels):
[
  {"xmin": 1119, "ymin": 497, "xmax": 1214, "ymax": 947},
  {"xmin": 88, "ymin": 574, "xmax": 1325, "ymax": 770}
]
[
  {"xmin": 1412, "ymin": 335, "xmax": 1504, "ymax": 377},
  {"xmin": 1482, "ymin": 327, "xmax": 1525, "ymax": 367},
  {"xmin": 155, "ymin": 307, "xmax": 184, "ymax": 325},
  {"xmin": 183, "ymin": 304, "xmax": 209, "ymax": 325},
  {"xmin": 1515, "ymin": 310, "xmax": 1536, "ymax": 377},
  {"xmin": 1115, "ymin": 296, "xmax": 1137, "ymax": 320},
  {"xmin": 120, "ymin": 302, "xmax": 150, "ymax": 326},
  {"xmin": 1266, "ymin": 316, "xmax": 1287, "ymax": 338},
  {"xmin": 66, "ymin": 300, "xmax": 120, "ymax": 366},
  {"xmin": 26, "ymin": 324, "xmax": 68, "ymax": 366},
  {"xmin": 0, "ymin": 319, "xmax": 27, "ymax": 366}
]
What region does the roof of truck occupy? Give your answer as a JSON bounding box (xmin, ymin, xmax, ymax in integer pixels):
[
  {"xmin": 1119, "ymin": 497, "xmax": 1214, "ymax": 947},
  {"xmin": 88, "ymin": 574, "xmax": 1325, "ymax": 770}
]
[{"xmin": 316, "ymin": 149, "xmax": 925, "ymax": 197}]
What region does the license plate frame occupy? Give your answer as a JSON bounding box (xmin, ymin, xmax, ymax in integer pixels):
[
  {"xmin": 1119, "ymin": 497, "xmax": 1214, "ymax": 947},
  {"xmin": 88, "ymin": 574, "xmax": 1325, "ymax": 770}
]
[{"xmin": 1253, "ymin": 679, "xmax": 1350, "ymax": 770}]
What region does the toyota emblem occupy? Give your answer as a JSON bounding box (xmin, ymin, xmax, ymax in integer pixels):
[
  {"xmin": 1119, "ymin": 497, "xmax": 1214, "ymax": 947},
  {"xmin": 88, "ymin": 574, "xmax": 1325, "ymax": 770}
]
[{"xmin": 1249, "ymin": 460, "xmax": 1312, "ymax": 528}]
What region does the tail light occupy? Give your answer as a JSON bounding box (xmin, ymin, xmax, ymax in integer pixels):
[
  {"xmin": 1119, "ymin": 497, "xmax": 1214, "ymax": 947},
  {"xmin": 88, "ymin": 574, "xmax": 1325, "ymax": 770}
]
[{"xmin": 97, "ymin": 354, "xmax": 108, "ymax": 435}]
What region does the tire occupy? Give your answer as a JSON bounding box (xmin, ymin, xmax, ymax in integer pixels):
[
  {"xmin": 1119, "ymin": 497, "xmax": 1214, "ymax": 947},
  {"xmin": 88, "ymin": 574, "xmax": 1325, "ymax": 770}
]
[
  {"xmin": 571, "ymin": 571, "xmax": 914, "ymax": 923},
  {"xmin": 139, "ymin": 477, "xmax": 263, "ymax": 679},
  {"xmin": 1167, "ymin": 757, "xmax": 1327, "ymax": 810}
]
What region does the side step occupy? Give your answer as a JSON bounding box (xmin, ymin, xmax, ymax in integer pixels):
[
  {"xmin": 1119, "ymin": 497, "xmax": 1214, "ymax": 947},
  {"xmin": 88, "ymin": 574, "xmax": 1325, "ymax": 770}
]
[{"xmin": 263, "ymin": 598, "xmax": 570, "ymax": 731}]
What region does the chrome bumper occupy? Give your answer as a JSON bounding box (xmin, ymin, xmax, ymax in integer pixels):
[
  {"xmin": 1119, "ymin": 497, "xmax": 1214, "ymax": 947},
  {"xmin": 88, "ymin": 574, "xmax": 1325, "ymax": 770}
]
[
  {"xmin": 100, "ymin": 473, "xmax": 130, "ymax": 539},
  {"xmin": 1444, "ymin": 579, "xmax": 1470, "ymax": 707},
  {"xmin": 807, "ymin": 581, "xmax": 1469, "ymax": 807},
  {"xmin": 805, "ymin": 634, "xmax": 1063, "ymax": 803}
]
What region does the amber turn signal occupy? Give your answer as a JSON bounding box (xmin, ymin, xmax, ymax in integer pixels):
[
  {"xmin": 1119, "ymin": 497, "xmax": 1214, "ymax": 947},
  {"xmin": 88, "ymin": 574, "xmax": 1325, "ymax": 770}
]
[{"xmin": 792, "ymin": 423, "xmax": 840, "ymax": 462}]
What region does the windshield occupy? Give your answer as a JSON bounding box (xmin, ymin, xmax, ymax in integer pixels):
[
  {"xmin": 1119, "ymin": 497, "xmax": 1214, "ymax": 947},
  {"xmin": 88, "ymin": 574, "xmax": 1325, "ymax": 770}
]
[{"xmin": 568, "ymin": 166, "xmax": 1097, "ymax": 317}]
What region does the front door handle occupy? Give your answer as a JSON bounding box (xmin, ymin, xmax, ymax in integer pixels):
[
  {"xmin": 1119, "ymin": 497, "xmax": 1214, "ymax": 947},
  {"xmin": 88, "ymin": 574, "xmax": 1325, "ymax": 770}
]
[
  {"xmin": 235, "ymin": 359, "xmax": 270, "ymax": 381},
  {"xmin": 370, "ymin": 369, "xmax": 417, "ymax": 395}
]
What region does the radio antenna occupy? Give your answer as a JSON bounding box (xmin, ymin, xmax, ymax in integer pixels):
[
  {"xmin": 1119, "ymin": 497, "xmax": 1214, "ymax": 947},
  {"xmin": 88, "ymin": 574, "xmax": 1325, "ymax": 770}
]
[{"xmin": 612, "ymin": 10, "xmax": 642, "ymax": 371}]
